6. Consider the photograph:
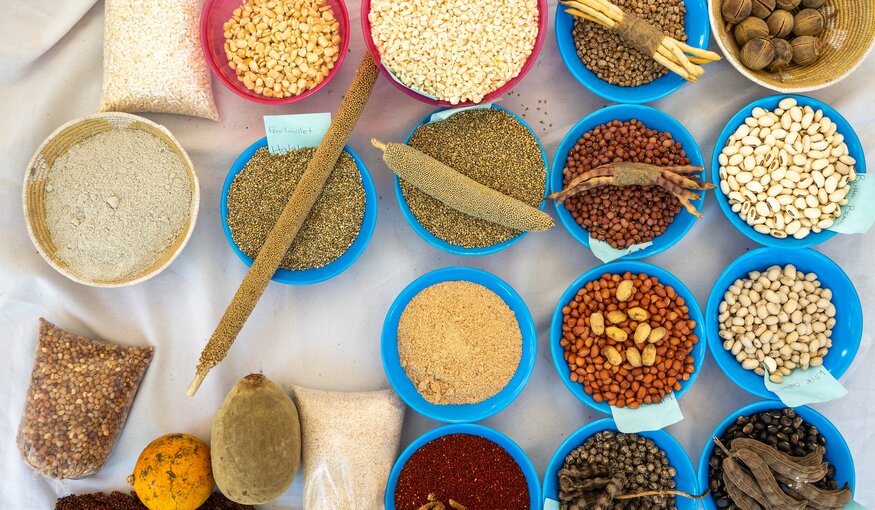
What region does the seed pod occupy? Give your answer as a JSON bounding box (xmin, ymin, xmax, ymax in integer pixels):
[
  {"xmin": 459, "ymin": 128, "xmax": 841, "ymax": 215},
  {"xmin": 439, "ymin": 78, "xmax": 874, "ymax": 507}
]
[
  {"xmin": 722, "ymin": 0, "xmax": 753, "ymax": 24},
  {"xmin": 750, "ymin": 0, "xmax": 776, "ymax": 18},
  {"xmin": 604, "ymin": 346, "xmax": 623, "ymax": 366},
  {"xmin": 642, "ymin": 344, "xmax": 657, "ymax": 366},
  {"xmin": 606, "ymin": 326, "xmax": 628, "ymax": 343},
  {"xmin": 627, "ymin": 307, "xmax": 649, "ymax": 321},
  {"xmin": 735, "ymin": 17, "xmax": 770, "ymax": 46},
  {"xmin": 648, "ymin": 327, "xmax": 667, "ymax": 344},
  {"xmin": 741, "ymin": 38, "xmax": 775, "ymax": 70},
  {"xmin": 607, "ymin": 310, "xmax": 628, "ymax": 324},
  {"xmin": 793, "ymin": 8, "xmax": 825, "ymax": 36},
  {"xmin": 770, "ymin": 38, "xmax": 794, "ymax": 71},
  {"xmin": 801, "ymin": 0, "xmax": 825, "ymax": 7},
  {"xmin": 775, "ymin": 0, "xmax": 800, "ymax": 9},
  {"xmin": 590, "ymin": 312, "xmax": 605, "ymax": 335},
  {"xmin": 791, "ymin": 35, "xmax": 825, "ymax": 65},
  {"xmin": 767, "ymin": 9, "xmax": 794, "ymax": 38},
  {"xmin": 616, "ymin": 280, "xmax": 634, "ymax": 301},
  {"xmin": 634, "ymin": 323, "xmax": 651, "ymax": 344},
  {"xmin": 626, "ymin": 347, "xmax": 643, "ymax": 368}
]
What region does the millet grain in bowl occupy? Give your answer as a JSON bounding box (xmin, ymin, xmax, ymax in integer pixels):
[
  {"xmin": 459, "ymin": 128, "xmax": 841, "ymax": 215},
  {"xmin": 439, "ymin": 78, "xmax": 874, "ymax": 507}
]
[{"xmin": 398, "ymin": 280, "xmax": 523, "ymax": 405}]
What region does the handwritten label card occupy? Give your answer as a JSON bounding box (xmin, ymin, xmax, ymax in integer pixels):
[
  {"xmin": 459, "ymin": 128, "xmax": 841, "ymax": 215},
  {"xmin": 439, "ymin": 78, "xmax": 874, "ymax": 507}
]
[
  {"xmin": 829, "ymin": 173, "xmax": 875, "ymax": 234},
  {"xmin": 428, "ymin": 102, "xmax": 495, "ymax": 124},
  {"xmin": 590, "ymin": 236, "xmax": 652, "ymax": 263},
  {"xmin": 764, "ymin": 365, "xmax": 848, "ymax": 407},
  {"xmin": 263, "ymin": 113, "xmax": 331, "ymax": 154},
  {"xmin": 543, "ymin": 498, "xmax": 560, "ymax": 510},
  {"xmin": 611, "ymin": 392, "xmax": 683, "ymax": 433}
]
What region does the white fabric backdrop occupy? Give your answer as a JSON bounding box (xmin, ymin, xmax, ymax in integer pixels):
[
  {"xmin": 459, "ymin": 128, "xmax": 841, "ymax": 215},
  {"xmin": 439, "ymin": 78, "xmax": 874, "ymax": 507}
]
[{"xmin": 0, "ymin": 1, "xmax": 872, "ymax": 508}]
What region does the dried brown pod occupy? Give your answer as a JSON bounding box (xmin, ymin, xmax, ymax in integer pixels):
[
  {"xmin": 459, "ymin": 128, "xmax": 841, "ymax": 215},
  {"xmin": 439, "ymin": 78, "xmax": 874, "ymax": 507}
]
[
  {"xmin": 791, "ymin": 35, "xmax": 825, "ymax": 65},
  {"xmin": 767, "ymin": 9, "xmax": 795, "ymax": 38},
  {"xmin": 775, "ymin": 0, "xmax": 800, "ymax": 8},
  {"xmin": 735, "ymin": 17, "xmax": 771, "ymax": 46},
  {"xmin": 741, "ymin": 38, "xmax": 775, "ymax": 70},
  {"xmin": 801, "ymin": 0, "xmax": 826, "ymax": 7},
  {"xmin": 750, "ymin": 0, "xmax": 776, "ymax": 18},
  {"xmin": 793, "ymin": 8, "xmax": 825, "ymax": 36},
  {"xmin": 723, "ymin": 0, "xmax": 753, "ymax": 24},
  {"xmin": 770, "ymin": 38, "xmax": 794, "ymax": 71}
]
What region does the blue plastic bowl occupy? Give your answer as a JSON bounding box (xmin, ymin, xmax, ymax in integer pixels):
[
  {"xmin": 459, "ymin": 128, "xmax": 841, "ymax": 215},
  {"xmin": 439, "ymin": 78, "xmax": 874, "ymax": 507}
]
[
  {"xmin": 550, "ymin": 104, "xmax": 706, "ymax": 260},
  {"xmin": 220, "ymin": 137, "xmax": 377, "ymax": 285},
  {"xmin": 385, "ymin": 423, "xmax": 541, "ymax": 509},
  {"xmin": 551, "ymin": 260, "xmax": 706, "ymax": 414},
  {"xmin": 543, "ymin": 418, "xmax": 698, "ymax": 509},
  {"xmin": 555, "ymin": 0, "xmax": 710, "ymax": 103},
  {"xmin": 712, "ymin": 94, "xmax": 867, "ymax": 249},
  {"xmin": 382, "ymin": 266, "xmax": 537, "ymax": 423},
  {"xmin": 697, "ymin": 400, "xmax": 856, "ymax": 510},
  {"xmin": 705, "ymin": 247, "xmax": 862, "ymax": 399},
  {"xmin": 394, "ymin": 104, "xmax": 549, "ymax": 256}
]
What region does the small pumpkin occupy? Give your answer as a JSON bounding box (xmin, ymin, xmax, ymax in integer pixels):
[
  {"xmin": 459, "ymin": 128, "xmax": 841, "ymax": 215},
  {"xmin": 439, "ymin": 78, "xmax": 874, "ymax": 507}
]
[{"xmin": 131, "ymin": 433, "xmax": 215, "ymax": 510}]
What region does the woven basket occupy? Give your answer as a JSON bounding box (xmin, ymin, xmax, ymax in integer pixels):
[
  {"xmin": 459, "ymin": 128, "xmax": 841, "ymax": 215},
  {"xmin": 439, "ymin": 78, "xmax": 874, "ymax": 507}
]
[
  {"xmin": 23, "ymin": 113, "xmax": 200, "ymax": 287},
  {"xmin": 709, "ymin": 0, "xmax": 875, "ymax": 91}
]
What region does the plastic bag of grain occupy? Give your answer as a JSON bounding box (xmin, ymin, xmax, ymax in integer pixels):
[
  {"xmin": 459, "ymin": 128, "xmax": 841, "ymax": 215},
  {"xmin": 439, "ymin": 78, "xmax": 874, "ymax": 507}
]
[
  {"xmin": 99, "ymin": 0, "xmax": 218, "ymax": 120},
  {"xmin": 17, "ymin": 319, "xmax": 153, "ymax": 479},
  {"xmin": 291, "ymin": 385, "xmax": 406, "ymax": 509}
]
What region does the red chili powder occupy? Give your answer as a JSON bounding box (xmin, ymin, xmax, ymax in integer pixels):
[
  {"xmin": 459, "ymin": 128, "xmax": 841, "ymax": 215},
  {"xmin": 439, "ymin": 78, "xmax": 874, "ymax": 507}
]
[{"xmin": 394, "ymin": 433, "xmax": 530, "ymax": 510}]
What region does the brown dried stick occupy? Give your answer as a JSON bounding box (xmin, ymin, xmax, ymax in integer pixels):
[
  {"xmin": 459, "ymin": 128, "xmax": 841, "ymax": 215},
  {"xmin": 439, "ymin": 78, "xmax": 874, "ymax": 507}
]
[{"xmin": 186, "ymin": 54, "xmax": 380, "ymax": 396}]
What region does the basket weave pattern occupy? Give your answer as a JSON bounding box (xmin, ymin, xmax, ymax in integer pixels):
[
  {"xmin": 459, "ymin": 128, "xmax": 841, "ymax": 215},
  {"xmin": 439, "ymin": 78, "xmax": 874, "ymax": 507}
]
[
  {"xmin": 710, "ymin": 0, "xmax": 875, "ymax": 91},
  {"xmin": 23, "ymin": 113, "xmax": 199, "ymax": 287}
]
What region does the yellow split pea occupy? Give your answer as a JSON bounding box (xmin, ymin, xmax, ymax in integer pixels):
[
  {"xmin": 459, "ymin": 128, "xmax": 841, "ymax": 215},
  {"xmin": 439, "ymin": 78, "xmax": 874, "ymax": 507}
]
[{"xmin": 223, "ymin": 0, "xmax": 342, "ymax": 98}]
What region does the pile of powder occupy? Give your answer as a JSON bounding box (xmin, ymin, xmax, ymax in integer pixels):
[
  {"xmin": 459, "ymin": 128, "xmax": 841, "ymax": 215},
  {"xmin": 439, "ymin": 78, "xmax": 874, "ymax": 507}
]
[
  {"xmin": 43, "ymin": 128, "xmax": 192, "ymax": 281},
  {"xmin": 397, "ymin": 281, "xmax": 522, "ymax": 404}
]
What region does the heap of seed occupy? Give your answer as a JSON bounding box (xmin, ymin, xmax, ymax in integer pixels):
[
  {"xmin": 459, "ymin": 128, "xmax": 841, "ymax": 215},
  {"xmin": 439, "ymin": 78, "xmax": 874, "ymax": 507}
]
[
  {"xmin": 402, "ymin": 109, "xmax": 546, "ymax": 248},
  {"xmin": 572, "ymin": 0, "xmax": 686, "ymax": 86},
  {"xmin": 55, "ymin": 491, "xmax": 254, "ymax": 510},
  {"xmin": 563, "ymin": 430, "xmax": 678, "ymax": 510},
  {"xmin": 226, "ymin": 147, "xmax": 364, "ymax": 270},
  {"xmin": 563, "ymin": 120, "xmax": 688, "ymax": 249}
]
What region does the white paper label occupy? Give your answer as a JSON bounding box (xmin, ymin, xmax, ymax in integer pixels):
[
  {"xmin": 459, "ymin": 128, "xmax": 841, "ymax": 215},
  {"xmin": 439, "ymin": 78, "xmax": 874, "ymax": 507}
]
[
  {"xmin": 263, "ymin": 113, "xmax": 331, "ymax": 154},
  {"xmin": 828, "ymin": 173, "xmax": 875, "ymax": 234},
  {"xmin": 764, "ymin": 365, "xmax": 848, "ymax": 407},
  {"xmin": 589, "ymin": 235, "xmax": 652, "ymax": 263},
  {"xmin": 611, "ymin": 393, "xmax": 683, "ymax": 433}
]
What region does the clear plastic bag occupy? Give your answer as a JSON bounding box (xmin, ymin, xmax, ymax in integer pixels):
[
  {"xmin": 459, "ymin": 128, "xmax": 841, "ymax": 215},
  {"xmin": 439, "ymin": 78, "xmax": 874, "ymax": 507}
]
[
  {"xmin": 292, "ymin": 386, "xmax": 405, "ymax": 510},
  {"xmin": 17, "ymin": 319, "xmax": 153, "ymax": 479},
  {"xmin": 99, "ymin": 0, "xmax": 219, "ymax": 120}
]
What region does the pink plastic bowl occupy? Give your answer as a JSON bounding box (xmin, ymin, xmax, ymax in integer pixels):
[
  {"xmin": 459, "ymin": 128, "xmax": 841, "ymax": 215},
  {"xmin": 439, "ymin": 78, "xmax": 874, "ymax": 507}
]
[
  {"xmin": 361, "ymin": 0, "xmax": 548, "ymax": 106},
  {"xmin": 201, "ymin": 0, "xmax": 350, "ymax": 105}
]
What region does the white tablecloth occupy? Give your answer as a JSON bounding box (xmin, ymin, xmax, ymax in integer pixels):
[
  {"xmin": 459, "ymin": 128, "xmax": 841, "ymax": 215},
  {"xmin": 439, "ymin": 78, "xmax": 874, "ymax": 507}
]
[{"xmin": 1, "ymin": 1, "xmax": 872, "ymax": 508}]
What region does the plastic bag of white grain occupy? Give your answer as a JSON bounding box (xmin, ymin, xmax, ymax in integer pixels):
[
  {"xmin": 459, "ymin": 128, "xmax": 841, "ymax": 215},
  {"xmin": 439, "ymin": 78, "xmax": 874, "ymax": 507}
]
[
  {"xmin": 99, "ymin": 0, "xmax": 219, "ymax": 120},
  {"xmin": 291, "ymin": 385, "xmax": 405, "ymax": 510}
]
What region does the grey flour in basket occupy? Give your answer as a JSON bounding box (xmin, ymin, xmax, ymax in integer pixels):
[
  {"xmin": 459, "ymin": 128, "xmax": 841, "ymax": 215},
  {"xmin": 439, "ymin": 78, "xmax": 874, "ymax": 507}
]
[{"xmin": 43, "ymin": 129, "xmax": 191, "ymax": 281}]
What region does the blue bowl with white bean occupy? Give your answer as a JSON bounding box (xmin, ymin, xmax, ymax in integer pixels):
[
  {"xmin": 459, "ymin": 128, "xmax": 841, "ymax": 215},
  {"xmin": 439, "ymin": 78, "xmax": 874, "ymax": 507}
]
[
  {"xmin": 705, "ymin": 247, "xmax": 862, "ymax": 399},
  {"xmin": 711, "ymin": 95, "xmax": 866, "ymax": 249},
  {"xmin": 394, "ymin": 104, "xmax": 549, "ymax": 256}
]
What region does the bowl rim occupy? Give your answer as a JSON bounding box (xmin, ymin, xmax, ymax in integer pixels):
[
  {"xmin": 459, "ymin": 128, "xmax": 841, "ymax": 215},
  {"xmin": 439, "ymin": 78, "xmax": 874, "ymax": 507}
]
[
  {"xmin": 381, "ymin": 266, "xmax": 537, "ymax": 423},
  {"xmin": 710, "ymin": 94, "xmax": 867, "ymax": 249},
  {"xmin": 220, "ymin": 136, "xmax": 377, "ymax": 285},
  {"xmin": 22, "ymin": 112, "xmax": 200, "ymax": 288},
  {"xmin": 394, "ymin": 104, "xmax": 550, "ymax": 256},
  {"xmin": 542, "ymin": 418, "xmax": 699, "ymax": 507},
  {"xmin": 696, "ymin": 399, "xmax": 857, "ymax": 510},
  {"xmin": 550, "ymin": 260, "xmax": 707, "ymax": 414},
  {"xmin": 707, "ymin": 0, "xmax": 875, "ymax": 93},
  {"xmin": 384, "ymin": 423, "xmax": 542, "ymax": 509},
  {"xmin": 360, "ymin": 0, "xmax": 548, "ymax": 106},
  {"xmin": 704, "ymin": 246, "xmax": 863, "ymax": 399},
  {"xmin": 200, "ymin": 0, "xmax": 351, "ymax": 105},
  {"xmin": 549, "ymin": 104, "xmax": 706, "ymax": 260}
]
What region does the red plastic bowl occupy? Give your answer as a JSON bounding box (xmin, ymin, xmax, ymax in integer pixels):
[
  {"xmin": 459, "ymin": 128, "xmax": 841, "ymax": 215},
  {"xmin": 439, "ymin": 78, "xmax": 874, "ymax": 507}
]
[
  {"xmin": 361, "ymin": 0, "xmax": 548, "ymax": 106},
  {"xmin": 201, "ymin": 0, "xmax": 350, "ymax": 104}
]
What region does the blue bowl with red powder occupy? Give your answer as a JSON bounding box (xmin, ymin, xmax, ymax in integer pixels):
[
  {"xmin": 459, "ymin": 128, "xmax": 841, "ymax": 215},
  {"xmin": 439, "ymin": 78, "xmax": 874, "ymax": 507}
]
[
  {"xmin": 543, "ymin": 418, "xmax": 699, "ymax": 509},
  {"xmin": 385, "ymin": 423, "xmax": 541, "ymax": 509},
  {"xmin": 697, "ymin": 400, "xmax": 856, "ymax": 510}
]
